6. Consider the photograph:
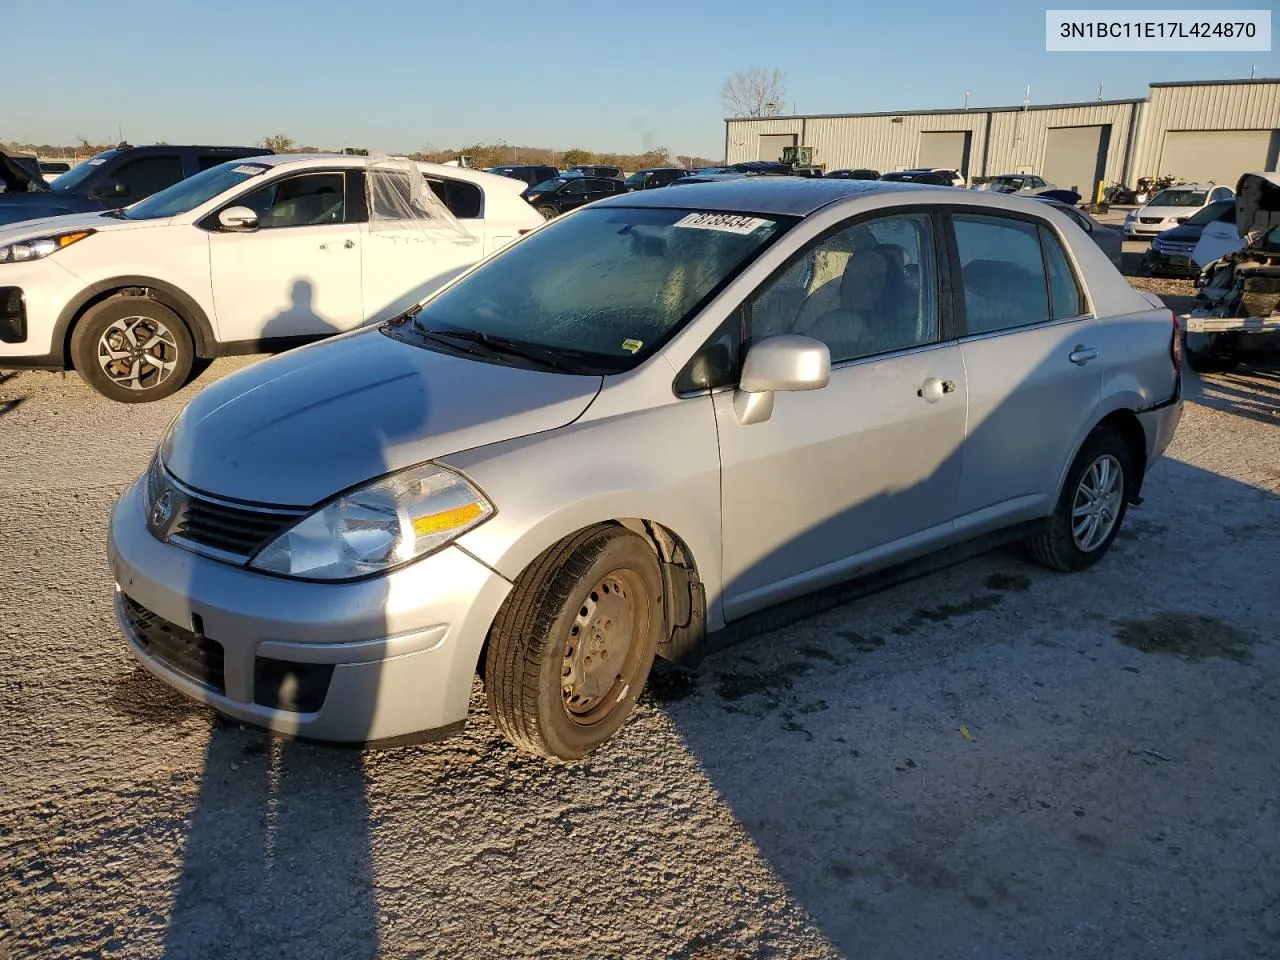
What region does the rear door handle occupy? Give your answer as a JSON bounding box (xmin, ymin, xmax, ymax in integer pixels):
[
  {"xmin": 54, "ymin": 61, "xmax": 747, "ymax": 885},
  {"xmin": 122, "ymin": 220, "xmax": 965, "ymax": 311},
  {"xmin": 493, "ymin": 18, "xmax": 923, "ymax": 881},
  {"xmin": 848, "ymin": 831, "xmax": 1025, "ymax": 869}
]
[{"xmin": 1069, "ymin": 345, "xmax": 1098, "ymax": 365}]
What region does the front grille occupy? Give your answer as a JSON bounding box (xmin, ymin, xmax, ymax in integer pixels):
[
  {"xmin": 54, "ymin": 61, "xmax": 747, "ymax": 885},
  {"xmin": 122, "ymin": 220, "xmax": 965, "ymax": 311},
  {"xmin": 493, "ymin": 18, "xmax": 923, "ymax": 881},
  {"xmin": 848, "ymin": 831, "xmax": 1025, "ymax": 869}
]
[
  {"xmin": 172, "ymin": 494, "xmax": 302, "ymax": 559},
  {"xmin": 122, "ymin": 593, "xmax": 226, "ymax": 694},
  {"xmin": 1140, "ymin": 217, "xmax": 1163, "ymax": 224}
]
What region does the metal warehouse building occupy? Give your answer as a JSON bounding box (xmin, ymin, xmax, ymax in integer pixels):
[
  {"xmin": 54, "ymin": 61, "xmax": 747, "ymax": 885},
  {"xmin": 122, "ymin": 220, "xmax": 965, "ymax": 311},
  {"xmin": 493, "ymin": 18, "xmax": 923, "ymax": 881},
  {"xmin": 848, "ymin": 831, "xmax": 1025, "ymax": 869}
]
[{"xmin": 724, "ymin": 79, "xmax": 1280, "ymax": 194}]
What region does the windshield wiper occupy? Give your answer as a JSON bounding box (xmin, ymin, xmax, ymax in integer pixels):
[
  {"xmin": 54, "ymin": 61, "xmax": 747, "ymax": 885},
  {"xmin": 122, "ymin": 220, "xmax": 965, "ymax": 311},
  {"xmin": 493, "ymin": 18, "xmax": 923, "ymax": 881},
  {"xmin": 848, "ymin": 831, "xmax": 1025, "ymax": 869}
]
[
  {"xmin": 100, "ymin": 208, "xmax": 127, "ymax": 219},
  {"xmin": 426, "ymin": 328, "xmax": 577, "ymax": 373}
]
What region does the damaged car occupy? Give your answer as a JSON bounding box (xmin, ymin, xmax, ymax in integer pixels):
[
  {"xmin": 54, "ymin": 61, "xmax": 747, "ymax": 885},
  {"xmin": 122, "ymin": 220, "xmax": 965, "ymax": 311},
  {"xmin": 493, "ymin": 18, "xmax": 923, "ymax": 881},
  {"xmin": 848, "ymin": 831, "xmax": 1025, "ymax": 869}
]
[{"xmin": 1182, "ymin": 173, "xmax": 1280, "ymax": 372}]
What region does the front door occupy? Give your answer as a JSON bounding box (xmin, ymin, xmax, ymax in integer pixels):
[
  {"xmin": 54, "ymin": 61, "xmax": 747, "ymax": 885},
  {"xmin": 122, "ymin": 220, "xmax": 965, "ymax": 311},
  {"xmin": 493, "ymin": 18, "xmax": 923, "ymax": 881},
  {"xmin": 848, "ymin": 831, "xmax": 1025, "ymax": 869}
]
[
  {"xmin": 716, "ymin": 211, "xmax": 967, "ymax": 621},
  {"xmin": 208, "ymin": 169, "xmax": 362, "ymax": 343},
  {"xmin": 948, "ymin": 212, "xmax": 1104, "ymax": 530}
]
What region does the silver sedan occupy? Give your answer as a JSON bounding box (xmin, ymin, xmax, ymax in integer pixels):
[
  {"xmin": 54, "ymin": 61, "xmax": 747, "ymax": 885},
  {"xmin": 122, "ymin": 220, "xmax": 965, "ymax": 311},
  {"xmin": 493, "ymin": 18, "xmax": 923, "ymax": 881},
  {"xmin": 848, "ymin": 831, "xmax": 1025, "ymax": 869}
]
[{"xmin": 109, "ymin": 178, "xmax": 1184, "ymax": 760}]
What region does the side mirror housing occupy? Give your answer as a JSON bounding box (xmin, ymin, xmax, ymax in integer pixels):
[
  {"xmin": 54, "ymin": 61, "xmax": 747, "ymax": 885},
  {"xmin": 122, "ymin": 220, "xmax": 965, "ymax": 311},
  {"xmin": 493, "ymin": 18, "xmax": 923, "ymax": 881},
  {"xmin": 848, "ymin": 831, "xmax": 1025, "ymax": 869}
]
[
  {"xmin": 218, "ymin": 205, "xmax": 260, "ymax": 232},
  {"xmin": 734, "ymin": 335, "xmax": 830, "ymax": 425}
]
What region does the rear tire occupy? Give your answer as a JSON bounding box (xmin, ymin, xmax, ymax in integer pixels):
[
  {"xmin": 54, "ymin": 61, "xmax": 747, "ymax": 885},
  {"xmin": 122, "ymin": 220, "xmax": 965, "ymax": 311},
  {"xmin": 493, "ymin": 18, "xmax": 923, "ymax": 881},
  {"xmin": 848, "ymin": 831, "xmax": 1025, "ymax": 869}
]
[
  {"xmin": 70, "ymin": 297, "xmax": 194, "ymax": 403},
  {"xmin": 485, "ymin": 524, "xmax": 663, "ymax": 761},
  {"xmin": 1025, "ymin": 429, "xmax": 1131, "ymax": 572}
]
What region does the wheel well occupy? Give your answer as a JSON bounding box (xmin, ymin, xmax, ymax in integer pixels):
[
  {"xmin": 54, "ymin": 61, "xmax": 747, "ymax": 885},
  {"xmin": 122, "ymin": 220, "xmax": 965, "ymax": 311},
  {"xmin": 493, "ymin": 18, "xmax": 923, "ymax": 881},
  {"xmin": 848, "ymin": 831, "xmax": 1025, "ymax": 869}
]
[
  {"xmin": 1096, "ymin": 410, "xmax": 1148, "ymax": 502},
  {"xmin": 61, "ymin": 283, "xmax": 209, "ymax": 368},
  {"xmin": 475, "ymin": 518, "xmax": 707, "ymax": 679}
]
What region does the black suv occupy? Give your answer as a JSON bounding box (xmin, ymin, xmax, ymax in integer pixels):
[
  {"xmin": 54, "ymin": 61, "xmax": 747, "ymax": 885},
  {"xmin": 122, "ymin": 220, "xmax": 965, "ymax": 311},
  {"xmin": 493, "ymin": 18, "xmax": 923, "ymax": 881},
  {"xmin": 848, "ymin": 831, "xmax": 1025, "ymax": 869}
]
[
  {"xmin": 486, "ymin": 164, "xmax": 560, "ymax": 191},
  {"xmin": 623, "ymin": 167, "xmax": 689, "ymax": 191},
  {"xmin": 0, "ymin": 143, "xmax": 272, "ymax": 227},
  {"xmin": 568, "ymin": 164, "xmax": 623, "ymax": 181},
  {"xmin": 524, "ymin": 175, "xmax": 627, "ymax": 218}
]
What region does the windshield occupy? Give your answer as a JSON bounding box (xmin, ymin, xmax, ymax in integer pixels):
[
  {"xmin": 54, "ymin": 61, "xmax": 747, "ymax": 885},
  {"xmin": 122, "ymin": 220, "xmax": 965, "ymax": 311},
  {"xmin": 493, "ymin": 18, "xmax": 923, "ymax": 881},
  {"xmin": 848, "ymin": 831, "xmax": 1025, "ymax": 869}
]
[
  {"xmin": 48, "ymin": 151, "xmax": 117, "ymax": 192},
  {"xmin": 1149, "ymin": 189, "xmax": 1207, "ymax": 208},
  {"xmin": 1184, "ymin": 200, "xmax": 1234, "ymax": 225},
  {"xmin": 405, "ymin": 206, "xmax": 792, "ymax": 373},
  {"xmin": 122, "ymin": 160, "xmax": 273, "ymax": 220}
]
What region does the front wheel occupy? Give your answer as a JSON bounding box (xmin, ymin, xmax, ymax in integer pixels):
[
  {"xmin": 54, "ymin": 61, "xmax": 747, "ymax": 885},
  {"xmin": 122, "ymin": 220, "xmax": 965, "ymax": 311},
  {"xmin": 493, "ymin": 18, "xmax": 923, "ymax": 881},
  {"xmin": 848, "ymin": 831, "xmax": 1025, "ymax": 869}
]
[
  {"xmin": 485, "ymin": 524, "xmax": 664, "ymax": 761},
  {"xmin": 1025, "ymin": 429, "xmax": 1132, "ymax": 572},
  {"xmin": 70, "ymin": 297, "xmax": 194, "ymax": 402},
  {"xmin": 537, "ymin": 205, "xmax": 558, "ymax": 220}
]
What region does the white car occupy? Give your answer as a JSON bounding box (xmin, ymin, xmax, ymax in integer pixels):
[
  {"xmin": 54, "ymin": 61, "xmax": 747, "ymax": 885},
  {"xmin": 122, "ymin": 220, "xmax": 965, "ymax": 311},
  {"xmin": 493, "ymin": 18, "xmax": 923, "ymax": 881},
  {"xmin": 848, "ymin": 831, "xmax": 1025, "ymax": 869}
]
[
  {"xmin": 0, "ymin": 154, "xmax": 542, "ymax": 401},
  {"xmin": 1124, "ymin": 182, "xmax": 1235, "ymax": 238},
  {"xmin": 1192, "ymin": 173, "xmax": 1280, "ymax": 269}
]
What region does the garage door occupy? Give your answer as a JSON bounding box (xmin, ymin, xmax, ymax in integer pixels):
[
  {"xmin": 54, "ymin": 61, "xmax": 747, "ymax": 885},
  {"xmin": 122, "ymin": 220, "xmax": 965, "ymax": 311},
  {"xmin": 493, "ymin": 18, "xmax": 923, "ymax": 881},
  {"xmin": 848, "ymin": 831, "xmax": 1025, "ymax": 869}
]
[
  {"xmin": 1043, "ymin": 125, "xmax": 1110, "ymax": 194},
  {"xmin": 758, "ymin": 134, "xmax": 796, "ymax": 162},
  {"xmin": 1160, "ymin": 130, "xmax": 1275, "ymax": 189},
  {"xmin": 917, "ymin": 131, "xmax": 971, "ymax": 177}
]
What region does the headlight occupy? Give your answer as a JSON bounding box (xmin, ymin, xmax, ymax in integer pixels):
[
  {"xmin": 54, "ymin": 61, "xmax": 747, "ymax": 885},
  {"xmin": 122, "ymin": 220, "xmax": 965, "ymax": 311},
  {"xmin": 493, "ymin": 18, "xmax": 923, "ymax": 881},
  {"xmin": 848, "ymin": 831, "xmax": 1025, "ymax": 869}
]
[
  {"xmin": 0, "ymin": 229, "xmax": 94, "ymax": 264},
  {"xmin": 250, "ymin": 463, "xmax": 494, "ymax": 581}
]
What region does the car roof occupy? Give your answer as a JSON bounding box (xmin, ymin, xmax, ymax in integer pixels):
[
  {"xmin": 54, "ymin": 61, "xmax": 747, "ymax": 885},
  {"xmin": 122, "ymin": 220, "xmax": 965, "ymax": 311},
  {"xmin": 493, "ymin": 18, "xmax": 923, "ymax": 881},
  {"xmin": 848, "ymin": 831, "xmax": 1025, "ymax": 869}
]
[
  {"xmin": 599, "ymin": 177, "xmax": 971, "ymax": 216},
  {"xmin": 245, "ymin": 153, "xmax": 513, "ymax": 185}
]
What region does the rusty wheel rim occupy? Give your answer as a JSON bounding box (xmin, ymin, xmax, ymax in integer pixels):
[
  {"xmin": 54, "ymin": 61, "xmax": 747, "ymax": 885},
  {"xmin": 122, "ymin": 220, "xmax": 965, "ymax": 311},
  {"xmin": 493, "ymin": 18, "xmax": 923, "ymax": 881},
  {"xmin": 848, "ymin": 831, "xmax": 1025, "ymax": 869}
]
[{"xmin": 561, "ymin": 568, "xmax": 650, "ymax": 724}]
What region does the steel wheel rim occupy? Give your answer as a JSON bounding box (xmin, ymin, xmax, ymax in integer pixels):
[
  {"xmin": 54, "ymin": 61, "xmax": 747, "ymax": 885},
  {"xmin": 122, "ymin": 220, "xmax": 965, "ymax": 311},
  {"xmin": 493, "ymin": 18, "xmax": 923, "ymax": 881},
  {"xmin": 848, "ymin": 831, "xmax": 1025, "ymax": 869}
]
[
  {"xmin": 97, "ymin": 315, "xmax": 179, "ymax": 392},
  {"xmin": 1072, "ymin": 454, "xmax": 1123, "ymax": 552},
  {"xmin": 561, "ymin": 568, "xmax": 650, "ymax": 725}
]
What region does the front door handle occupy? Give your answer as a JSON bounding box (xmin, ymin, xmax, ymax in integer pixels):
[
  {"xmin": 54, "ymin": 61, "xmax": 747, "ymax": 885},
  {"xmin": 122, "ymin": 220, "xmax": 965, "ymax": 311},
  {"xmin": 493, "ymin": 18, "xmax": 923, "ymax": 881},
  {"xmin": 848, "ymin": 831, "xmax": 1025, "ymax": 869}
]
[
  {"xmin": 917, "ymin": 377, "xmax": 957, "ymax": 403},
  {"xmin": 320, "ymin": 239, "xmax": 355, "ymax": 251},
  {"xmin": 1069, "ymin": 345, "xmax": 1098, "ymax": 365}
]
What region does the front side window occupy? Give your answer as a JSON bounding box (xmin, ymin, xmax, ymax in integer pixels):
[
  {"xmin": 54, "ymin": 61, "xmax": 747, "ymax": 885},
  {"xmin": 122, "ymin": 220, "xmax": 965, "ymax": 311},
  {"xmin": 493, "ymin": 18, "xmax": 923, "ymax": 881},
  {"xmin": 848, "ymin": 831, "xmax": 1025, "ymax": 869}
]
[
  {"xmin": 404, "ymin": 206, "xmax": 791, "ymax": 373},
  {"xmin": 237, "ymin": 172, "xmax": 346, "ymax": 228},
  {"xmin": 746, "ymin": 213, "xmax": 938, "ymax": 363},
  {"xmin": 954, "ymin": 215, "xmax": 1050, "ymax": 334},
  {"xmin": 562, "ymin": 180, "xmax": 589, "ymax": 195},
  {"xmin": 113, "ymin": 156, "xmax": 185, "ymax": 199}
]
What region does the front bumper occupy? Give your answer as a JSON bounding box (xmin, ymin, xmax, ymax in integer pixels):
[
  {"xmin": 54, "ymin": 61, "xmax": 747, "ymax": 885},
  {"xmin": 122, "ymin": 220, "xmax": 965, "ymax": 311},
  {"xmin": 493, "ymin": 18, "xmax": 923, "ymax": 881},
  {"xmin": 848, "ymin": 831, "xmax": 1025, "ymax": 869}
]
[
  {"xmin": 1125, "ymin": 223, "xmax": 1167, "ymax": 238},
  {"xmin": 0, "ymin": 259, "xmax": 84, "ymax": 365},
  {"xmin": 1143, "ymin": 248, "xmax": 1199, "ymax": 274},
  {"xmin": 108, "ymin": 477, "xmax": 513, "ymax": 744}
]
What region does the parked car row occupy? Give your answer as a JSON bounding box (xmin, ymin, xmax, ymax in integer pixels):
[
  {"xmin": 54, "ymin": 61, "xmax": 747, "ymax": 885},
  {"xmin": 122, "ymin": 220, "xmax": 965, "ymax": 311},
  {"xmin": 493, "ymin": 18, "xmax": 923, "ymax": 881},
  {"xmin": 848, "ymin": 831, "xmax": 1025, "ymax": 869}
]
[{"xmin": 102, "ymin": 175, "xmax": 1183, "ymax": 759}]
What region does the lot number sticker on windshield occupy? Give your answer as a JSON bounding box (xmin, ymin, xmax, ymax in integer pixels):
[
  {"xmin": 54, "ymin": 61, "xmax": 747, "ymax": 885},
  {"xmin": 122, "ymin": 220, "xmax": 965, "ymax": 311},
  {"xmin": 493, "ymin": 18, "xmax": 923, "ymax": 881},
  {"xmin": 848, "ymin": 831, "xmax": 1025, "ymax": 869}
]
[
  {"xmin": 231, "ymin": 164, "xmax": 269, "ymax": 176},
  {"xmin": 674, "ymin": 212, "xmax": 770, "ymax": 234}
]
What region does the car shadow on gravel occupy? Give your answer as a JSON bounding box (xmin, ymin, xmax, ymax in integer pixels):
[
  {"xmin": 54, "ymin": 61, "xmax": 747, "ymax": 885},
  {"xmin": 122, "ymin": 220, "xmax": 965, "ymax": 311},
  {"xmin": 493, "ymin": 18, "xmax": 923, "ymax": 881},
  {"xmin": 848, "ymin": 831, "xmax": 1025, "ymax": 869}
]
[{"xmin": 645, "ymin": 456, "xmax": 1278, "ymax": 960}]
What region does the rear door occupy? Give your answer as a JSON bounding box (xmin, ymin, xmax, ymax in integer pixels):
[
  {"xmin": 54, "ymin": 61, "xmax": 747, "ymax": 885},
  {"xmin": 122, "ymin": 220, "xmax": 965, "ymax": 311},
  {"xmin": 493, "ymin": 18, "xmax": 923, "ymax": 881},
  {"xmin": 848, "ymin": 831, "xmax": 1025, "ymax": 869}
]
[
  {"xmin": 207, "ymin": 169, "xmax": 363, "ymax": 342},
  {"xmin": 948, "ymin": 211, "xmax": 1102, "ymax": 534},
  {"xmin": 356, "ymin": 170, "xmax": 486, "ymax": 324}
]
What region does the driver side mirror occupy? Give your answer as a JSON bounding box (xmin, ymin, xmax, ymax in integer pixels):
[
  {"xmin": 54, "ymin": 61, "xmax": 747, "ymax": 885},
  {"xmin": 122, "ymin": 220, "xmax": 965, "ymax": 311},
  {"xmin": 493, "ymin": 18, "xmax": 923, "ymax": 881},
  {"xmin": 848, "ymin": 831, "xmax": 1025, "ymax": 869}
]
[
  {"xmin": 218, "ymin": 205, "xmax": 259, "ymax": 232},
  {"xmin": 733, "ymin": 335, "xmax": 830, "ymax": 426},
  {"xmin": 91, "ymin": 180, "xmax": 127, "ymax": 200}
]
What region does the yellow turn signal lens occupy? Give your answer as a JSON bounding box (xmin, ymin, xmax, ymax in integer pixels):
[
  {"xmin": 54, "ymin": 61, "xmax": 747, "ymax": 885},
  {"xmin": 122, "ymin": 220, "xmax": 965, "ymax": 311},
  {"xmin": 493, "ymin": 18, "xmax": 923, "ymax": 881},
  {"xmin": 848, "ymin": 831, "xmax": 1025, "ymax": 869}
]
[
  {"xmin": 58, "ymin": 231, "xmax": 92, "ymax": 248},
  {"xmin": 412, "ymin": 502, "xmax": 485, "ymax": 537}
]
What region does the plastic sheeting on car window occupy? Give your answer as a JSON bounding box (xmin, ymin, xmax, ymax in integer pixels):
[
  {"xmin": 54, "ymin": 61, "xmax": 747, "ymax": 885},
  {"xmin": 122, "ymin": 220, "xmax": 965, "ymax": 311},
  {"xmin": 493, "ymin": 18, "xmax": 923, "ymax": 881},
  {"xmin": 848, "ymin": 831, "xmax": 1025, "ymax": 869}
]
[{"xmin": 365, "ymin": 155, "xmax": 476, "ymax": 244}]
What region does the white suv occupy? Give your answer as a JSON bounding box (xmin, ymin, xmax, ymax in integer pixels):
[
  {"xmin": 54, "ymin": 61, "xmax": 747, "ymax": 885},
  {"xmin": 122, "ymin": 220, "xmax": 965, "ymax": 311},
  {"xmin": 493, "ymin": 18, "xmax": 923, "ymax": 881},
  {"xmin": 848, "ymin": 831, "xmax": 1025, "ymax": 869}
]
[{"xmin": 0, "ymin": 154, "xmax": 542, "ymax": 401}]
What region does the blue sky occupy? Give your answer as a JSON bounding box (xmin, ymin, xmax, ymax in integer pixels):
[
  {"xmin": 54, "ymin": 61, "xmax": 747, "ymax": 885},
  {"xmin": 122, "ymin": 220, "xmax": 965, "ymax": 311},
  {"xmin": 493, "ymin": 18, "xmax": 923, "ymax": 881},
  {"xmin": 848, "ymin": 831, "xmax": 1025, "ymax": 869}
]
[{"xmin": 5, "ymin": 0, "xmax": 1275, "ymax": 158}]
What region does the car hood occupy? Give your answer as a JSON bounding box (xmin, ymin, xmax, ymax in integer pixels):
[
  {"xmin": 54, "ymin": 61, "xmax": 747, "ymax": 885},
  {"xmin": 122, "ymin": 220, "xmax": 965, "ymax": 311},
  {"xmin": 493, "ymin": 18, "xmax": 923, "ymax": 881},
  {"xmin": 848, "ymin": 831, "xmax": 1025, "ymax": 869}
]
[
  {"xmin": 160, "ymin": 327, "xmax": 604, "ymax": 505},
  {"xmin": 1157, "ymin": 223, "xmax": 1203, "ymax": 242},
  {"xmin": 0, "ymin": 209, "xmax": 161, "ymax": 240},
  {"xmin": 1138, "ymin": 205, "xmax": 1200, "ymax": 220}
]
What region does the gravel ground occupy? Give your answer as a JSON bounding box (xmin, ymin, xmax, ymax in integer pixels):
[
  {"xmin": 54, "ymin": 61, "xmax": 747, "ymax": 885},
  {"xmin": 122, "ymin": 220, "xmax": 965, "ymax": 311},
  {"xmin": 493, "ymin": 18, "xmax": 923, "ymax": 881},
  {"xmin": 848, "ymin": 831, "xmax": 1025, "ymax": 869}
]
[{"xmin": 2, "ymin": 289, "xmax": 1278, "ymax": 959}]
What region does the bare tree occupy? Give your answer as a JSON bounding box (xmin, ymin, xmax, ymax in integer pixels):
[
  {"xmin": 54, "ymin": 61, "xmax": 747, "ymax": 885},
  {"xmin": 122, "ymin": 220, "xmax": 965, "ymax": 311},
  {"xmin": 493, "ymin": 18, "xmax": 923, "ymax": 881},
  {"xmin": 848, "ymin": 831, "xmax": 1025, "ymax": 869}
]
[
  {"xmin": 260, "ymin": 134, "xmax": 295, "ymax": 153},
  {"xmin": 721, "ymin": 68, "xmax": 787, "ymax": 118}
]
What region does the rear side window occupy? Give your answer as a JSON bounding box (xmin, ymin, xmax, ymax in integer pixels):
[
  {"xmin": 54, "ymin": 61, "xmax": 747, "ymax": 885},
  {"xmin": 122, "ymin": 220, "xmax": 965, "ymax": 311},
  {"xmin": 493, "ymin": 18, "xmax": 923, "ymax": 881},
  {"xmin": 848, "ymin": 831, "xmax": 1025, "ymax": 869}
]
[
  {"xmin": 1040, "ymin": 227, "xmax": 1086, "ymax": 319},
  {"xmin": 426, "ymin": 177, "xmax": 482, "ymax": 219},
  {"xmin": 113, "ymin": 156, "xmax": 185, "ymax": 199},
  {"xmin": 953, "ymin": 215, "xmax": 1050, "ymax": 334}
]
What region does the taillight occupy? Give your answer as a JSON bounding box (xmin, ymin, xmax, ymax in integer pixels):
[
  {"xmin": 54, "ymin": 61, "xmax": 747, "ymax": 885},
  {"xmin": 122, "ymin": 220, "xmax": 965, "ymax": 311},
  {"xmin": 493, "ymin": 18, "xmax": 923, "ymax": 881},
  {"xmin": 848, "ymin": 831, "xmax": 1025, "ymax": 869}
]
[{"xmin": 1170, "ymin": 310, "xmax": 1182, "ymax": 372}]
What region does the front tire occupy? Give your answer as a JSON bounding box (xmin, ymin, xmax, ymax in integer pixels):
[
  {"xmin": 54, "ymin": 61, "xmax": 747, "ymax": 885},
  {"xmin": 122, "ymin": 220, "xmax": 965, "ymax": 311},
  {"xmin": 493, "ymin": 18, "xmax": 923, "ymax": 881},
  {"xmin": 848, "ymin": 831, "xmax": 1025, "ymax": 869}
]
[
  {"xmin": 70, "ymin": 297, "xmax": 194, "ymax": 402},
  {"xmin": 485, "ymin": 524, "xmax": 664, "ymax": 761},
  {"xmin": 1026, "ymin": 429, "xmax": 1132, "ymax": 572},
  {"xmin": 537, "ymin": 205, "xmax": 558, "ymax": 220}
]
